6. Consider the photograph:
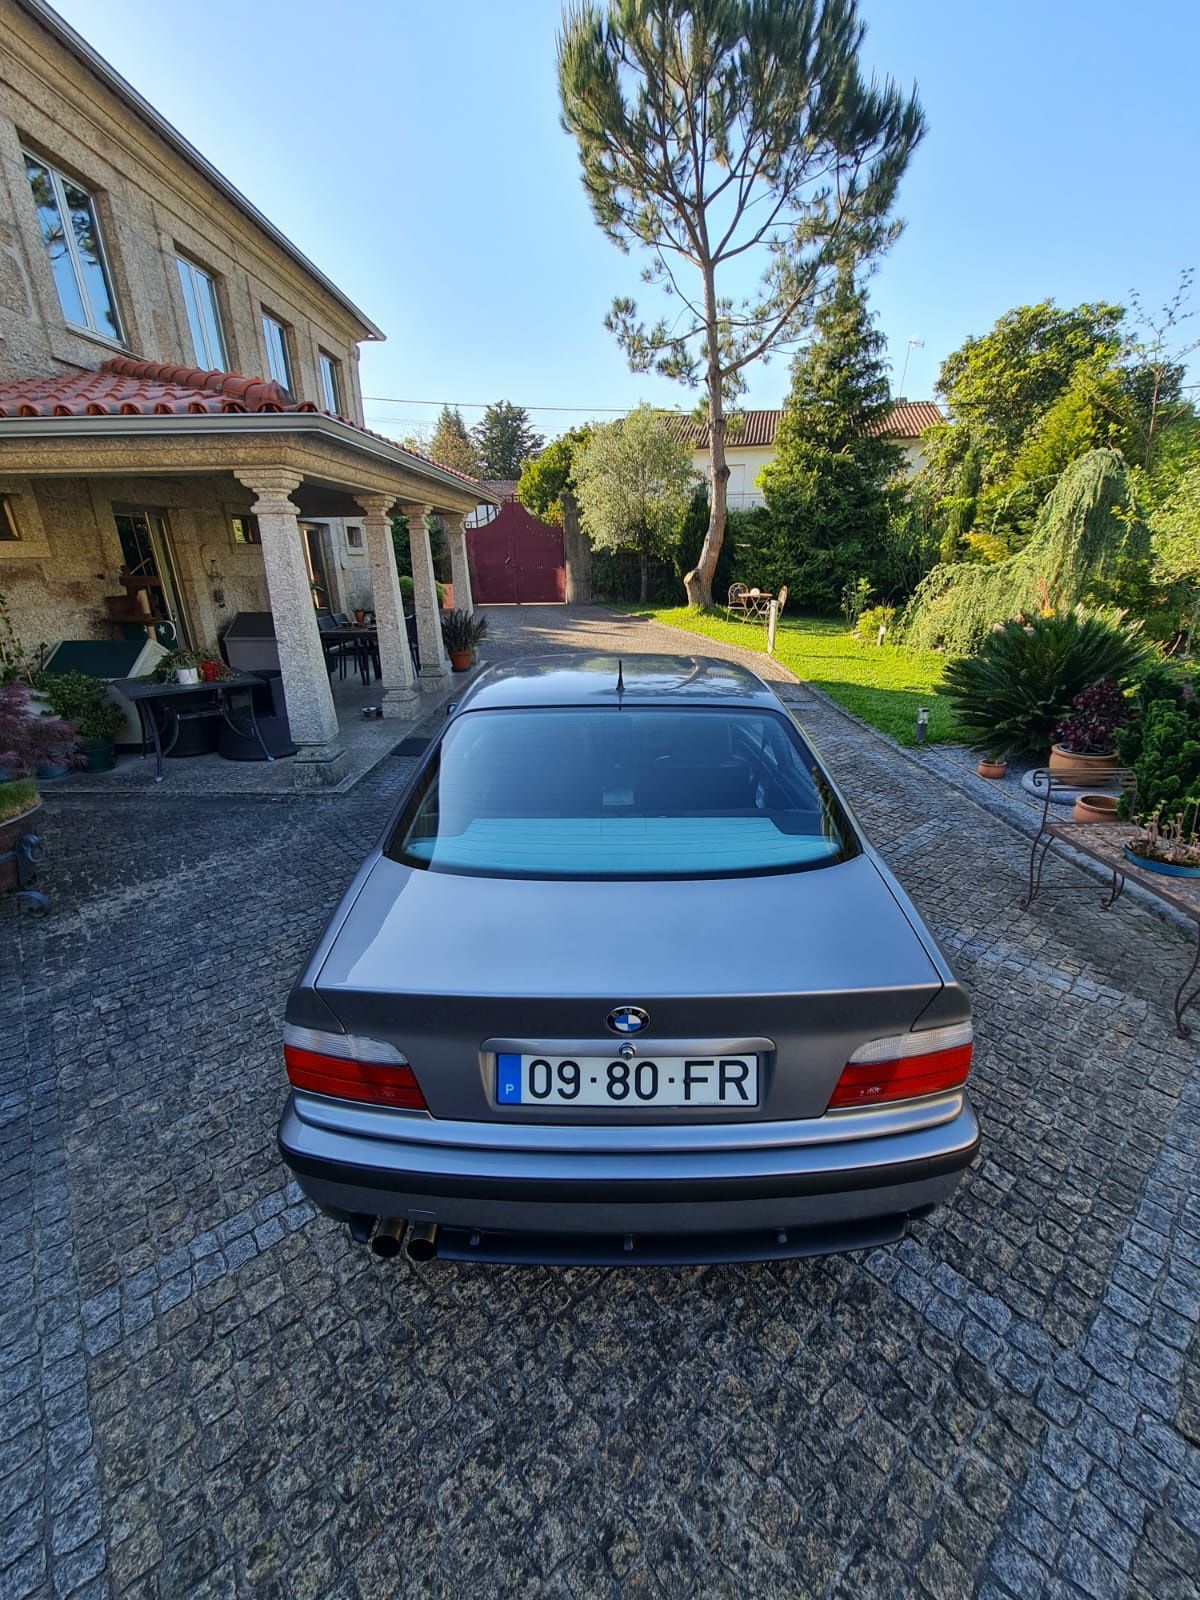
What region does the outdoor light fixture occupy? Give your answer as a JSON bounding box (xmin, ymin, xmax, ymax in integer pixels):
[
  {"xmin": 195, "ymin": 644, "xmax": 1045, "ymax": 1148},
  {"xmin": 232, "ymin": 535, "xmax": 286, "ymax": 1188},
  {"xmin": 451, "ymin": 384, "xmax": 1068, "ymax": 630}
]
[{"xmin": 916, "ymin": 706, "xmax": 929, "ymax": 744}]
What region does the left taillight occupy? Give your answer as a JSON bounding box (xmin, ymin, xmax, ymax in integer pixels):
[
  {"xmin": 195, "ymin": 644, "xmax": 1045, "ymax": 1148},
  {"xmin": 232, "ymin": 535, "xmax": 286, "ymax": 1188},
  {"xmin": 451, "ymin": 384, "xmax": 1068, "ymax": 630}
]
[
  {"xmin": 283, "ymin": 1024, "xmax": 427, "ymax": 1109},
  {"xmin": 828, "ymin": 1021, "xmax": 973, "ymax": 1110}
]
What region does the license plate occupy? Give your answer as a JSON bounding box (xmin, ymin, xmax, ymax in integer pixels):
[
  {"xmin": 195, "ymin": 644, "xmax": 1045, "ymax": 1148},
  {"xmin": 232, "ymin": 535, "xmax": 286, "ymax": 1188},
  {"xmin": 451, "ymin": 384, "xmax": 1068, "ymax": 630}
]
[{"xmin": 496, "ymin": 1052, "xmax": 759, "ymax": 1108}]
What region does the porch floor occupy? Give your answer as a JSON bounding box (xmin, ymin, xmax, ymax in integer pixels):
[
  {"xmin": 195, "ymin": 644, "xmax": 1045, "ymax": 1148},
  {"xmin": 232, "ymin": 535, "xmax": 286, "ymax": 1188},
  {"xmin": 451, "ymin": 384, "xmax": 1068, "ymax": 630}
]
[{"xmin": 51, "ymin": 666, "xmax": 477, "ymax": 796}]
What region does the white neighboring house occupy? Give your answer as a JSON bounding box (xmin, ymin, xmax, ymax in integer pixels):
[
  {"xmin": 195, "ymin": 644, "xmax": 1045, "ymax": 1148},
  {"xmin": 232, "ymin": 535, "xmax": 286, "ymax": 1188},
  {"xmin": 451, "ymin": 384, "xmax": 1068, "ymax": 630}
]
[{"xmin": 669, "ymin": 400, "xmax": 943, "ymax": 509}]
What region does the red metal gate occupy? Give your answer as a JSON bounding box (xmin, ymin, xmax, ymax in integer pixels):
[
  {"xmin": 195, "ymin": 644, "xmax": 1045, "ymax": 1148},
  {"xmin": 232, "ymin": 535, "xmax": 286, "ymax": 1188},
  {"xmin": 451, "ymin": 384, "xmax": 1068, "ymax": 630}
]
[{"xmin": 466, "ymin": 500, "xmax": 565, "ymax": 604}]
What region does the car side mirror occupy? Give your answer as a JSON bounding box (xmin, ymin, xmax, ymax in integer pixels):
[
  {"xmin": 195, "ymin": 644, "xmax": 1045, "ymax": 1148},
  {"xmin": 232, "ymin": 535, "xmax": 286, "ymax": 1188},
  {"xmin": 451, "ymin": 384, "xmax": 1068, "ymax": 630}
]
[{"xmin": 446, "ymin": 703, "xmax": 458, "ymax": 717}]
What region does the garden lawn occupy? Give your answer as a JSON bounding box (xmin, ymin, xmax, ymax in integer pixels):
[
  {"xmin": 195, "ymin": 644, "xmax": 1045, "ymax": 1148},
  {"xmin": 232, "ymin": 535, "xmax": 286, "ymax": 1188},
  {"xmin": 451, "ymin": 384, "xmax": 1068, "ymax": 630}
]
[{"xmin": 622, "ymin": 607, "xmax": 960, "ymax": 746}]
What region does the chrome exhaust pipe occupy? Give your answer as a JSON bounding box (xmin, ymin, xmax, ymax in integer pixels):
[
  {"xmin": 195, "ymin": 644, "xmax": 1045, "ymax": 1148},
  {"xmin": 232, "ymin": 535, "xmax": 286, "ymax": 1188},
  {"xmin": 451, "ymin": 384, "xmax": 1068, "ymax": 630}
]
[
  {"xmin": 370, "ymin": 1217, "xmax": 407, "ymax": 1259},
  {"xmin": 405, "ymin": 1221, "xmax": 438, "ymax": 1263}
]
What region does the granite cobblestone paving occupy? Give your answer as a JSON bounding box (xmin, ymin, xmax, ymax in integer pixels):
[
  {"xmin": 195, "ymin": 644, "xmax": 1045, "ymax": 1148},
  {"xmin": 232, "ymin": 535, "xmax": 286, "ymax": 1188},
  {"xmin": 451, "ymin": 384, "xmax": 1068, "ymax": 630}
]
[{"xmin": 2, "ymin": 604, "xmax": 1197, "ymax": 1598}]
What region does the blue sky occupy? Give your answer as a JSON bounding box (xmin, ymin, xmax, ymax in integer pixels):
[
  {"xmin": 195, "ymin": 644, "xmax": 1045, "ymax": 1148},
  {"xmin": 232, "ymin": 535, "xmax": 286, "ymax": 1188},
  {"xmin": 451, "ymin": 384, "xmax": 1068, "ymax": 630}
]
[{"xmin": 52, "ymin": 0, "xmax": 1200, "ymax": 439}]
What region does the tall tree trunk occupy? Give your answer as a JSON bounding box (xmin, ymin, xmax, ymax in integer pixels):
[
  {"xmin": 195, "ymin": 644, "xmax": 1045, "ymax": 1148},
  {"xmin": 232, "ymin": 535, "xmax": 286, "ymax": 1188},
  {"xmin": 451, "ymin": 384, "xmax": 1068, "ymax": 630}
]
[
  {"xmin": 561, "ymin": 488, "xmax": 591, "ymax": 604},
  {"xmin": 639, "ymin": 548, "xmax": 649, "ymax": 604},
  {"xmin": 684, "ymin": 278, "xmax": 727, "ymax": 610}
]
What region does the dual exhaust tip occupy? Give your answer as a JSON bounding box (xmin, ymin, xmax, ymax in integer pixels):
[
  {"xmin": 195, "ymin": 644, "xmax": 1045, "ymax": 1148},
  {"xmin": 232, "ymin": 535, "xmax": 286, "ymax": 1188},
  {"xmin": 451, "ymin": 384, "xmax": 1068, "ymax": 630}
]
[{"xmin": 351, "ymin": 1215, "xmax": 438, "ymax": 1262}]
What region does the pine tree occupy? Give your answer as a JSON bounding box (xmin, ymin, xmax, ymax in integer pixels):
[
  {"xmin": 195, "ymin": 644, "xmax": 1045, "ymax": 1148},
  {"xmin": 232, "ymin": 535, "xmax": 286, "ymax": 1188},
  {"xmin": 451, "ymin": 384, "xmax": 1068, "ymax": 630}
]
[
  {"xmin": 558, "ymin": 0, "xmax": 924, "ymax": 608},
  {"xmin": 473, "ymin": 401, "xmax": 544, "ymax": 480},
  {"xmin": 426, "ymin": 406, "xmax": 480, "ymax": 478},
  {"xmin": 758, "ymin": 269, "xmax": 902, "ymax": 610}
]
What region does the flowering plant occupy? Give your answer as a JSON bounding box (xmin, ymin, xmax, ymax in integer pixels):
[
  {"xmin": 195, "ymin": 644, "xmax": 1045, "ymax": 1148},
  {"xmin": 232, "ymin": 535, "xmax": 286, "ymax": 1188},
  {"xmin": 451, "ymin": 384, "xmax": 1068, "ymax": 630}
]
[{"xmin": 1053, "ymin": 680, "xmax": 1129, "ymax": 755}]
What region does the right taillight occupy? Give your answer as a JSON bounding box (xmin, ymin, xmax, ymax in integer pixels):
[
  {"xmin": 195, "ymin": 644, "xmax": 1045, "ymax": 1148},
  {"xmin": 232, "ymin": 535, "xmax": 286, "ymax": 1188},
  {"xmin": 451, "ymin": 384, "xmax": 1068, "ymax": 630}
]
[
  {"xmin": 283, "ymin": 1024, "xmax": 427, "ymax": 1109},
  {"xmin": 828, "ymin": 1021, "xmax": 973, "ymax": 1110}
]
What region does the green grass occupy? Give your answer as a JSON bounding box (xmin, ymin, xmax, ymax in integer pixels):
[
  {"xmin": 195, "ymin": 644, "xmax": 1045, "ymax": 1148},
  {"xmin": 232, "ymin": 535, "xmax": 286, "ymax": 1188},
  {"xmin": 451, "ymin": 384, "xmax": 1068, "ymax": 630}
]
[
  {"xmin": 618, "ymin": 606, "xmax": 961, "ymax": 746},
  {"xmin": 0, "ymin": 778, "xmax": 40, "ymax": 824}
]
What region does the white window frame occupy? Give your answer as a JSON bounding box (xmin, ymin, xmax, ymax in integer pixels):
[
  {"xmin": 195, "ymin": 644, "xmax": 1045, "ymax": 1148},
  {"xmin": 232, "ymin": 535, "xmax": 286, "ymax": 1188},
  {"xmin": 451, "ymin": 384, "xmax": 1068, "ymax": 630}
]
[
  {"xmin": 22, "ymin": 151, "xmax": 123, "ymax": 341},
  {"xmin": 317, "ymin": 350, "xmax": 342, "ymax": 413},
  {"xmin": 261, "ymin": 313, "xmax": 293, "ymax": 389},
  {"xmin": 176, "ymin": 255, "xmax": 228, "ymax": 369}
]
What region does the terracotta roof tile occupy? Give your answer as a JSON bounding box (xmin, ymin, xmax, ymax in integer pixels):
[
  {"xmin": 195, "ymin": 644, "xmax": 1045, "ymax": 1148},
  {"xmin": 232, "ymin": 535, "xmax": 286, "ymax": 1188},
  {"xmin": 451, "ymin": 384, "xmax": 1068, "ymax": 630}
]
[
  {"xmin": 0, "ymin": 357, "xmax": 488, "ymax": 492},
  {"xmin": 666, "ymin": 400, "xmax": 942, "ymax": 449}
]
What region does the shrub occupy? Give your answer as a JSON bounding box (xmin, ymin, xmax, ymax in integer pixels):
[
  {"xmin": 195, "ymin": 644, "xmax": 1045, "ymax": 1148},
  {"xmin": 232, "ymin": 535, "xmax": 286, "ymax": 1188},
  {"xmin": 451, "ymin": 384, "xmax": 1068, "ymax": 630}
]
[
  {"xmin": 0, "ymin": 682, "xmax": 77, "ymax": 775},
  {"xmin": 852, "ymin": 604, "xmax": 896, "ymax": 645},
  {"xmin": 1052, "ymin": 680, "xmax": 1130, "ymax": 755},
  {"xmin": 397, "ymin": 575, "xmax": 446, "ymax": 608},
  {"xmin": 1117, "ymin": 665, "xmax": 1200, "ymax": 823},
  {"xmin": 43, "ymin": 672, "xmax": 126, "ymax": 743},
  {"xmin": 942, "ymin": 610, "xmax": 1151, "ymax": 759}
]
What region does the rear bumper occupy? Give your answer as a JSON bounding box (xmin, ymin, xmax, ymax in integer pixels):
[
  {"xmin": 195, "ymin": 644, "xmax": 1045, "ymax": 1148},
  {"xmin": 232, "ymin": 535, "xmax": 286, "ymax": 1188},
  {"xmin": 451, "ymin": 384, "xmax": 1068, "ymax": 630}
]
[{"xmin": 278, "ymin": 1095, "xmax": 980, "ymax": 1256}]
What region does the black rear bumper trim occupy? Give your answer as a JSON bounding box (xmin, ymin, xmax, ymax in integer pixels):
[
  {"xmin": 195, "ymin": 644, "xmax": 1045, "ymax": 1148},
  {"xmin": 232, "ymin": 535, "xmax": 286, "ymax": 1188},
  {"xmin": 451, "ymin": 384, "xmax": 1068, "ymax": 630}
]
[{"xmin": 279, "ymin": 1132, "xmax": 979, "ymax": 1204}]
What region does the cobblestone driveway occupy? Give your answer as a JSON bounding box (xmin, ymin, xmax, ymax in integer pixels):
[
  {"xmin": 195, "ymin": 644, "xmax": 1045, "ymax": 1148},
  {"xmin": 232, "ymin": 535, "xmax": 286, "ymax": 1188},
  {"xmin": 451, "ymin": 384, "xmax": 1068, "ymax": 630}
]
[{"xmin": 4, "ymin": 606, "xmax": 1199, "ymax": 1599}]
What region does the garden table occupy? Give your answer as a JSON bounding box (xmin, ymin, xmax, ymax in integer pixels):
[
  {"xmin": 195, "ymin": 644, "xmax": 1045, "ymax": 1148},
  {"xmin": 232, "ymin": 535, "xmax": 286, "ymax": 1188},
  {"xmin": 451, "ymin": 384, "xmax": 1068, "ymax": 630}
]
[
  {"xmin": 1020, "ymin": 768, "xmax": 1200, "ymax": 1035},
  {"xmin": 320, "ymin": 625, "xmax": 380, "ymax": 686},
  {"xmin": 112, "ymin": 674, "xmax": 271, "ymax": 781}
]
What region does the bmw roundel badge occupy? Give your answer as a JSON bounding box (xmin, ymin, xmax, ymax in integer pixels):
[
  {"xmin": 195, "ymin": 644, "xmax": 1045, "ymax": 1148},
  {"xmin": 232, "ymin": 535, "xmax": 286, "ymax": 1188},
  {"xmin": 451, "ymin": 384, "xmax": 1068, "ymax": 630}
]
[{"xmin": 607, "ymin": 1005, "xmax": 650, "ymax": 1036}]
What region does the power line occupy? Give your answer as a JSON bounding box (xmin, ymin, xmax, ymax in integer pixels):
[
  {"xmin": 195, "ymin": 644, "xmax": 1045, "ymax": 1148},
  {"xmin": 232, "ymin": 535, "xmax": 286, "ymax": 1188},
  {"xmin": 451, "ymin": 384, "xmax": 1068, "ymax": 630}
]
[{"xmin": 362, "ymin": 395, "xmax": 636, "ymax": 414}]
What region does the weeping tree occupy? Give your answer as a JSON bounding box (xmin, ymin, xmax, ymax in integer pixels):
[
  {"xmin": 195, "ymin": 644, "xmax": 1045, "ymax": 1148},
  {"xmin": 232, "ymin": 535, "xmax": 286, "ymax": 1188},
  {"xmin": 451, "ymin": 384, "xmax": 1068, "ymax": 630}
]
[
  {"xmin": 903, "ymin": 449, "xmax": 1150, "ymax": 655},
  {"xmin": 557, "ymin": 0, "xmax": 925, "ymax": 608}
]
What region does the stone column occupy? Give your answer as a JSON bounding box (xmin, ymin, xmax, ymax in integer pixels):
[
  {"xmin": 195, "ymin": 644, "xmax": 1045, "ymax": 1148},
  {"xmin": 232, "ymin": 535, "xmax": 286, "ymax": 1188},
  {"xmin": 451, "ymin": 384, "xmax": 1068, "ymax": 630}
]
[
  {"xmin": 400, "ymin": 502, "xmax": 449, "ymax": 688},
  {"xmin": 354, "ymin": 492, "xmax": 418, "ymax": 719},
  {"xmin": 235, "ymin": 469, "xmax": 348, "ymax": 788},
  {"xmin": 442, "ymin": 511, "xmax": 475, "ymax": 613}
]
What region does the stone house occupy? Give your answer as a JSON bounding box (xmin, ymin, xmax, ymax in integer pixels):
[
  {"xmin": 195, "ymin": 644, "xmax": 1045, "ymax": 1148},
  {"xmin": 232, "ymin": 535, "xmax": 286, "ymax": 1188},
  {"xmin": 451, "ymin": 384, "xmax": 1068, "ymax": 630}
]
[
  {"xmin": 0, "ymin": 0, "xmax": 496, "ymax": 784},
  {"xmin": 670, "ymin": 400, "xmax": 944, "ymax": 509}
]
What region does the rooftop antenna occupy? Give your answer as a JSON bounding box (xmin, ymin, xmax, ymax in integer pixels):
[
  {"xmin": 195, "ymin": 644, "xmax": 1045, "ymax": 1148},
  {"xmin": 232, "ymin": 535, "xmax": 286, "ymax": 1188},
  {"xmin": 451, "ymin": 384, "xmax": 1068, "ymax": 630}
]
[
  {"xmin": 898, "ymin": 336, "xmax": 924, "ymax": 398},
  {"xmin": 616, "ymin": 658, "xmax": 625, "ymax": 696}
]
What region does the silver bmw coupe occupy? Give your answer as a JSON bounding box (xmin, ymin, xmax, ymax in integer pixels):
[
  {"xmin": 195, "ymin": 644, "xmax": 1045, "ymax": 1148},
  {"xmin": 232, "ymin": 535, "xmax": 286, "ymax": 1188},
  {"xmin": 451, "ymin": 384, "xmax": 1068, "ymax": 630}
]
[{"xmin": 278, "ymin": 654, "xmax": 978, "ymax": 1265}]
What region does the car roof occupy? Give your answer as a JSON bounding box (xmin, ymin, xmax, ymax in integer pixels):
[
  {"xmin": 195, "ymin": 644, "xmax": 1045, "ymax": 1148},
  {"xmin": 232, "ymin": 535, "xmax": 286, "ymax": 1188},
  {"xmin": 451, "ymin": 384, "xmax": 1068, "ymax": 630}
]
[{"xmin": 455, "ymin": 653, "xmax": 780, "ymax": 712}]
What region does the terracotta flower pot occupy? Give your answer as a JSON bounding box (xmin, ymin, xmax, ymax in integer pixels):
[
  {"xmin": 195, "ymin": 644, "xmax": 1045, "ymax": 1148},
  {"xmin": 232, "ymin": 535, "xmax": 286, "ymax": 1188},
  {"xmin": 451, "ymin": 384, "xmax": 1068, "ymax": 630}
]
[
  {"xmin": 449, "ymin": 648, "xmax": 474, "ymax": 672},
  {"xmin": 1073, "ymin": 794, "xmax": 1119, "ymax": 824},
  {"xmin": 1048, "ymin": 744, "xmax": 1117, "ymax": 776},
  {"xmin": 976, "ymin": 759, "xmax": 1007, "ymax": 780}
]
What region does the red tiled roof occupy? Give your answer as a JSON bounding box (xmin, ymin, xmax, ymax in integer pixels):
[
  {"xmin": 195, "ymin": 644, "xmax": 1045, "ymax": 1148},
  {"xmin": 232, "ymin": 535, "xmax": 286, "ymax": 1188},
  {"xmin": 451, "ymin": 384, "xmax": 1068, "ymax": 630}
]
[
  {"xmin": 0, "ymin": 357, "xmax": 318, "ymax": 417},
  {"xmin": 878, "ymin": 400, "xmax": 944, "ymax": 438},
  {"xmin": 0, "ymin": 357, "xmax": 489, "ymax": 492},
  {"xmin": 667, "ymin": 399, "xmax": 942, "ymax": 449},
  {"xmin": 483, "ymin": 479, "xmax": 519, "ymax": 500}
]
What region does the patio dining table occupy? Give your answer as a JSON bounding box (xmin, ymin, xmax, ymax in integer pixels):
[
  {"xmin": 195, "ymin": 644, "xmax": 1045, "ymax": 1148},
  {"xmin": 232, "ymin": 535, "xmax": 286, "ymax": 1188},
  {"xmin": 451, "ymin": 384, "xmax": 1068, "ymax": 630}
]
[
  {"xmin": 112, "ymin": 673, "xmax": 271, "ymax": 781},
  {"xmin": 321, "ymin": 624, "xmax": 380, "ymax": 687}
]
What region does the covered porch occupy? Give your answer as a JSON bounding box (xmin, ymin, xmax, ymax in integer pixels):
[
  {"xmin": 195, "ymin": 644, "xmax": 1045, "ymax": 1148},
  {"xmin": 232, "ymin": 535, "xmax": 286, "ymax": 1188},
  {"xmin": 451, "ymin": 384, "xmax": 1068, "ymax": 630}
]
[{"xmin": 0, "ymin": 391, "xmax": 496, "ymax": 787}]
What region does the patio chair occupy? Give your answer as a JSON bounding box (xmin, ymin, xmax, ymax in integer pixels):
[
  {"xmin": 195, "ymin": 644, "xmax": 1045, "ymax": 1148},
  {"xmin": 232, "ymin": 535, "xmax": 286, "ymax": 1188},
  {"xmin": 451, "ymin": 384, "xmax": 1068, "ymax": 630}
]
[
  {"xmin": 725, "ymin": 582, "xmax": 749, "ymax": 621},
  {"xmin": 775, "ymin": 585, "xmax": 788, "ymax": 619}
]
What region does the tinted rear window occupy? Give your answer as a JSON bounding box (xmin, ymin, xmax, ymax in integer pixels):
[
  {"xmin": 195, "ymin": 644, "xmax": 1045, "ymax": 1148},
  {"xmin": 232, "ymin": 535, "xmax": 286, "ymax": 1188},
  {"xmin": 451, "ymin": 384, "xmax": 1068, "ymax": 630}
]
[{"xmin": 387, "ymin": 707, "xmax": 858, "ymax": 880}]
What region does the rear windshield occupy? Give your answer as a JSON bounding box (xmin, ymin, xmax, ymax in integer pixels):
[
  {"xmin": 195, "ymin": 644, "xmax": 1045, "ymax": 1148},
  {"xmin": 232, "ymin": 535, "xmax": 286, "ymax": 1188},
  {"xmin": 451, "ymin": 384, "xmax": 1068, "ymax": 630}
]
[{"xmin": 386, "ymin": 706, "xmax": 858, "ymax": 880}]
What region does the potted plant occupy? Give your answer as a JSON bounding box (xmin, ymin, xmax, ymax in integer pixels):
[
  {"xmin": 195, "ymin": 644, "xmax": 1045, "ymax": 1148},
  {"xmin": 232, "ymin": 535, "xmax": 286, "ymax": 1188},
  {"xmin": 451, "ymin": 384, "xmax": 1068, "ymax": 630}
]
[
  {"xmin": 441, "ymin": 608, "xmax": 488, "ymax": 671},
  {"xmin": 1048, "ymin": 680, "xmax": 1129, "ymax": 775},
  {"xmin": 976, "ymin": 757, "xmax": 1007, "ymax": 780},
  {"xmin": 943, "ymin": 613, "xmax": 1150, "ymax": 768},
  {"xmin": 1125, "ymin": 806, "xmax": 1200, "ymax": 878},
  {"xmin": 44, "ymin": 671, "xmax": 126, "ymax": 772},
  {"xmin": 0, "ymin": 683, "xmax": 77, "ymax": 893}
]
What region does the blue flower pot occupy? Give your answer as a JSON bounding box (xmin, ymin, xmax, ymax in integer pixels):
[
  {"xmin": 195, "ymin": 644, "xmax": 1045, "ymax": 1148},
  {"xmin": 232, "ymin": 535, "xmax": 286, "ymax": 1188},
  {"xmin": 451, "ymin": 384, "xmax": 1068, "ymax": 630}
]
[
  {"xmin": 1124, "ymin": 845, "xmax": 1200, "ymax": 879},
  {"xmin": 35, "ymin": 761, "xmax": 69, "ymax": 781}
]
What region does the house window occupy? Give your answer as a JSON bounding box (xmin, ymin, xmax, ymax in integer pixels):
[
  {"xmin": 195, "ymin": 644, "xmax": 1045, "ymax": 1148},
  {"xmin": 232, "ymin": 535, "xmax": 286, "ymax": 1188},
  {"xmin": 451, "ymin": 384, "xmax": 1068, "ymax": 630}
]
[
  {"xmin": 230, "ymin": 514, "xmax": 261, "ymax": 545},
  {"xmin": 318, "ymin": 350, "xmax": 342, "ymax": 414},
  {"xmin": 345, "ymin": 524, "xmax": 364, "ymax": 550},
  {"xmin": 176, "ymin": 256, "xmax": 227, "ymax": 369},
  {"xmin": 23, "ymin": 153, "xmax": 122, "ymax": 340},
  {"xmin": 261, "ymin": 313, "xmax": 293, "ymax": 389},
  {"xmin": 0, "ymin": 497, "xmax": 20, "ymax": 541}
]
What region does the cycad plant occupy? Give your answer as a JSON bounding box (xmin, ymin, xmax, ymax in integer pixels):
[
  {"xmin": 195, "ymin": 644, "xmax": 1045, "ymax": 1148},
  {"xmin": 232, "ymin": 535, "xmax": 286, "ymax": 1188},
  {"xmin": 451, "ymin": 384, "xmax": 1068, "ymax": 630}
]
[{"xmin": 942, "ymin": 610, "xmax": 1151, "ymax": 760}]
